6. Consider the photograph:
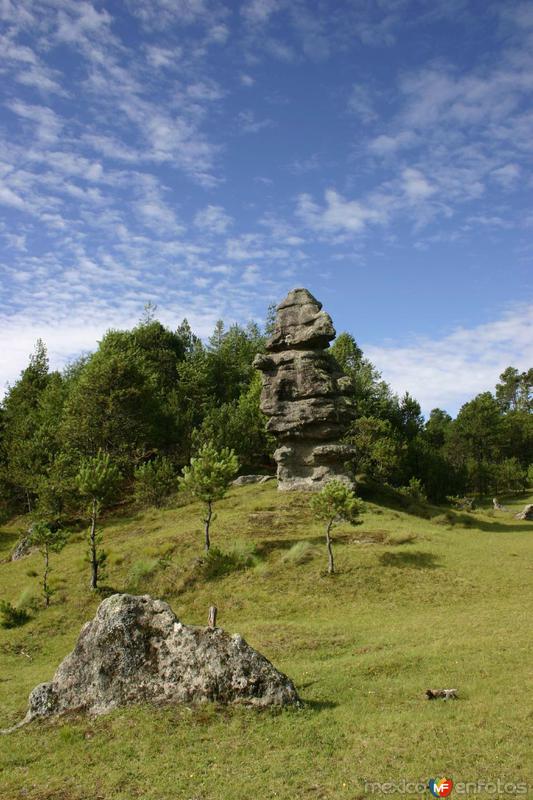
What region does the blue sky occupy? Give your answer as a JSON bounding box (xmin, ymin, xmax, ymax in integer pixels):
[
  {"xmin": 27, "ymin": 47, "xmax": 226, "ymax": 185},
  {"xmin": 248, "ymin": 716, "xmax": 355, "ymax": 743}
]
[{"xmin": 0, "ymin": 0, "xmax": 532, "ymax": 414}]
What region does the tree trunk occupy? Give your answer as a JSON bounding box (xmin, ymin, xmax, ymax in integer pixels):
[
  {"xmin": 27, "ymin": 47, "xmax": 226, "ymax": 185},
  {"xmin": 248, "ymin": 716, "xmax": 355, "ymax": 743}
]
[
  {"xmin": 204, "ymin": 500, "xmax": 212, "ymax": 553},
  {"xmin": 326, "ymin": 519, "xmax": 334, "ymax": 575},
  {"xmin": 43, "ymin": 543, "xmax": 50, "ymax": 606},
  {"xmin": 90, "ymin": 498, "xmax": 98, "ymax": 590}
]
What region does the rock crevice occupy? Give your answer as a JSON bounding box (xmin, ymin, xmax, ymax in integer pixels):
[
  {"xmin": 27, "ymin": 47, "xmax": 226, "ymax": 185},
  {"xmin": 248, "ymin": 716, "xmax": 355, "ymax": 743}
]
[{"xmin": 254, "ymin": 288, "xmax": 355, "ymax": 491}]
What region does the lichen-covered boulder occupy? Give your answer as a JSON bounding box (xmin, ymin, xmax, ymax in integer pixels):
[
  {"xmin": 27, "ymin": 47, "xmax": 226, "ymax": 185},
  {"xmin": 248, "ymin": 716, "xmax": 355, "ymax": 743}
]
[
  {"xmin": 253, "ymin": 288, "xmax": 356, "ymax": 490},
  {"xmin": 20, "ymin": 594, "xmax": 300, "ymax": 724}
]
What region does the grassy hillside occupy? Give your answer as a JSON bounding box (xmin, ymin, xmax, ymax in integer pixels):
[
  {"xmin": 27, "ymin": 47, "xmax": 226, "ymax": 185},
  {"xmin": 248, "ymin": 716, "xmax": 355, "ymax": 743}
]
[{"xmin": 0, "ymin": 485, "xmax": 532, "ymax": 800}]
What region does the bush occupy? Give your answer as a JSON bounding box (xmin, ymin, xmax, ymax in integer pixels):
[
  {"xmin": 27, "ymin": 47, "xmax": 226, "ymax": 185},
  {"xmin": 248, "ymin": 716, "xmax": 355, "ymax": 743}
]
[
  {"xmin": 127, "ymin": 558, "xmax": 160, "ymax": 591},
  {"xmin": 398, "ymin": 477, "xmax": 427, "ymax": 503},
  {"xmin": 449, "ymin": 496, "xmax": 475, "ymax": 512},
  {"xmin": 0, "ymin": 600, "xmax": 30, "ymax": 628},
  {"xmin": 134, "ymin": 457, "xmax": 177, "ymax": 508},
  {"xmin": 202, "ymin": 543, "xmax": 258, "ymax": 580}
]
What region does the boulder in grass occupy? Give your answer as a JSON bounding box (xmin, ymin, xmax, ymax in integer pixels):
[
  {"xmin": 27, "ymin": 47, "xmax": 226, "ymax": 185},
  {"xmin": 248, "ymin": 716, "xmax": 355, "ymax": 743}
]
[
  {"xmin": 11, "ymin": 594, "xmax": 300, "ymax": 728},
  {"xmin": 515, "ymin": 504, "xmax": 533, "ymax": 521}
]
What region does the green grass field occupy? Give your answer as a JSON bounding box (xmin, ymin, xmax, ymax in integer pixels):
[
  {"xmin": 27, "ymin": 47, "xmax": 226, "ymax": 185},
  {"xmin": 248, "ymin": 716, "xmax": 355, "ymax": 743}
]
[{"xmin": 0, "ymin": 485, "xmax": 532, "ymax": 800}]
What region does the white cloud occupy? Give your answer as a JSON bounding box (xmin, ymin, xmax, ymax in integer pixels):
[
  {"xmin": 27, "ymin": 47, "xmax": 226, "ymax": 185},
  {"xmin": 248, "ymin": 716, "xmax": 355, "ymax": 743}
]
[
  {"xmin": 347, "ymin": 84, "xmax": 377, "ymax": 123},
  {"xmin": 364, "ymin": 304, "xmax": 533, "ymax": 415},
  {"xmin": 369, "ymin": 130, "xmax": 416, "ymax": 155},
  {"xmin": 491, "ymin": 163, "xmax": 521, "ymax": 188},
  {"xmin": 241, "ymin": 0, "xmax": 281, "ymax": 25},
  {"xmin": 7, "ymin": 100, "xmax": 62, "ymax": 143},
  {"xmin": 297, "ymin": 189, "xmax": 387, "ymax": 235},
  {"xmin": 194, "ymin": 205, "xmax": 233, "ymax": 234},
  {"xmin": 237, "ymin": 110, "xmax": 274, "ymax": 134},
  {"xmin": 401, "ymin": 167, "xmax": 435, "ymax": 202}
]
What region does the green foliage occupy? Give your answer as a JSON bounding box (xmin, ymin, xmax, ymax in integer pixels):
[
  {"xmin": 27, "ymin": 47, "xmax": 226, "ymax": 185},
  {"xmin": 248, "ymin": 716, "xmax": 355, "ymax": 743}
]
[
  {"xmin": 134, "ymin": 457, "xmax": 177, "ymax": 508},
  {"xmin": 127, "ymin": 558, "xmax": 160, "ymax": 591},
  {"xmin": 201, "ymin": 542, "xmax": 258, "ymax": 580},
  {"xmin": 346, "ymin": 416, "xmax": 406, "ymax": 484},
  {"xmin": 0, "ymin": 599, "xmax": 30, "ymax": 628},
  {"xmin": 29, "ymin": 522, "xmax": 68, "ymax": 606},
  {"xmin": 398, "ymin": 477, "xmax": 427, "ymax": 503},
  {"xmin": 76, "ymin": 451, "xmax": 121, "ymax": 505},
  {"xmin": 311, "ymin": 480, "xmax": 362, "ymax": 574},
  {"xmin": 493, "ymin": 458, "xmax": 527, "ymax": 493},
  {"xmin": 179, "ymin": 443, "xmax": 238, "ymax": 506},
  {"xmin": 311, "ymin": 481, "xmax": 362, "ymax": 525},
  {"xmin": 193, "ymin": 373, "xmax": 274, "ymax": 470},
  {"xmin": 76, "ymin": 451, "xmax": 121, "ymax": 590},
  {"xmin": 495, "ymin": 366, "xmax": 533, "ymax": 413},
  {"xmin": 179, "ymin": 442, "xmax": 239, "ymax": 552}
]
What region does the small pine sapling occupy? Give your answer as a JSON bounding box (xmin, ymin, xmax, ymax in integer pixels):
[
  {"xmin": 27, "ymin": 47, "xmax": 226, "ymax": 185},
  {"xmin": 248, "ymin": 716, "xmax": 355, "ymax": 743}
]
[
  {"xmin": 76, "ymin": 451, "xmax": 121, "ymax": 590},
  {"xmin": 29, "ymin": 522, "xmax": 68, "ymax": 606},
  {"xmin": 310, "ymin": 480, "xmax": 362, "ymax": 574},
  {"xmin": 179, "ymin": 442, "xmax": 238, "ymax": 552}
]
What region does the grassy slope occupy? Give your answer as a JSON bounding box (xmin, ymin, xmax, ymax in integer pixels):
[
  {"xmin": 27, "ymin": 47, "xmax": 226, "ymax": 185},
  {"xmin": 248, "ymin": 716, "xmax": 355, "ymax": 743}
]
[{"xmin": 0, "ymin": 485, "xmax": 532, "ymax": 800}]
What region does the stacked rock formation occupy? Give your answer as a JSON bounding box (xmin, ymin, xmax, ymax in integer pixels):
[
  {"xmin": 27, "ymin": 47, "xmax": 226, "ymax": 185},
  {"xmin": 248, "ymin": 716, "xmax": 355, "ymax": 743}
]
[
  {"xmin": 12, "ymin": 594, "xmax": 299, "ymax": 728},
  {"xmin": 253, "ymin": 288, "xmax": 356, "ymax": 491}
]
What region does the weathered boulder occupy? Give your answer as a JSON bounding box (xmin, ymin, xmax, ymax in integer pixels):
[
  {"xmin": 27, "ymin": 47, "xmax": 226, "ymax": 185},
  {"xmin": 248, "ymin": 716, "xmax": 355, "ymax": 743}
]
[
  {"xmin": 515, "ymin": 504, "xmax": 533, "ymax": 521},
  {"xmin": 253, "ymin": 288, "xmax": 356, "ymax": 491},
  {"xmin": 17, "ymin": 594, "xmax": 299, "ymax": 725}
]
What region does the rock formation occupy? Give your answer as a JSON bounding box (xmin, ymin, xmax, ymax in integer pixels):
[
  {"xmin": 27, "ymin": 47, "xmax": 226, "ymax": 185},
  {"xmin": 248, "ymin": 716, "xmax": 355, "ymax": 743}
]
[
  {"xmin": 253, "ymin": 288, "xmax": 356, "ymax": 491},
  {"xmin": 16, "ymin": 594, "xmax": 300, "ymax": 726}
]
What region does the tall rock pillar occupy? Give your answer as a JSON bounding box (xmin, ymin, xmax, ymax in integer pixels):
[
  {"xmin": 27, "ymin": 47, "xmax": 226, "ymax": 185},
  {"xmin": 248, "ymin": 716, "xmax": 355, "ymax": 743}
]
[{"xmin": 253, "ymin": 288, "xmax": 356, "ymax": 491}]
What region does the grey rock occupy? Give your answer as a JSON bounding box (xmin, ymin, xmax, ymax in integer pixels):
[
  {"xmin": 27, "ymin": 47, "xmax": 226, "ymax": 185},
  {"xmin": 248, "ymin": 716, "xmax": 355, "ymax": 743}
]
[
  {"xmin": 232, "ymin": 475, "xmax": 274, "ymax": 486},
  {"xmin": 515, "ymin": 504, "xmax": 533, "ymax": 520},
  {"xmin": 266, "ymin": 288, "xmax": 335, "ymax": 352},
  {"xmin": 19, "ymin": 594, "xmax": 300, "ymax": 724},
  {"xmin": 254, "ymin": 288, "xmax": 356, "ymax": 491},
  {"xmin": 11, "ymin": 535, "xmax": 34, "ymax": 561}
]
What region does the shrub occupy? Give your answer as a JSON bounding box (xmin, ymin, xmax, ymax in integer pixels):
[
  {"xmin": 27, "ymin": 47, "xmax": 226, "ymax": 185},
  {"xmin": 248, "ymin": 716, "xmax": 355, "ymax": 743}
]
[
  {"xmin": 0, "ymin": 600, "xmax": 30, "ymax": 628},
  {"xmin": 127, "ymin": 558, "xmax": 160, "ymax": 591},
  {"xmin": 202, "ymin": 543, "xmax": 258, "ymax": 580},
  {"xmin": 449, "ymin": 496, "xmax": 475, "ymax": 512},
  {"xmin": 398, "ymin": 477, "xmax": 427, "ymax": 503},
  {"xmin": 134, "ymin": 457, "xmax": 177, "ymax": 508}
]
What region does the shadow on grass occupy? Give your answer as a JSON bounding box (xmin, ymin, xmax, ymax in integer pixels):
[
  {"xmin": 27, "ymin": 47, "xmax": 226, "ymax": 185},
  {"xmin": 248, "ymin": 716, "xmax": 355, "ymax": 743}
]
[
  {"xmin": 302, "ymin": 698, "xmax": 338, "ymax": 711},
  {"xmin": 0, "ymin": 529, "xmax": 23, "ymax": 558},
  {"xmin": 379, "ymin": 550, "xmax": 441, "ymax": 569},
  {"xmin": 359, "ymin": 479, "xmax": 532, "ymax": 533}
]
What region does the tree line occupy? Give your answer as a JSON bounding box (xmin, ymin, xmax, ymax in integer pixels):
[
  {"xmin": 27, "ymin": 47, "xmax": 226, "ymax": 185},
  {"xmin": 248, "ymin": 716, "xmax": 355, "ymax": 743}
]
[{"xmin": 0, "ymin": 309, "xmax": 531, "ymax": 527}]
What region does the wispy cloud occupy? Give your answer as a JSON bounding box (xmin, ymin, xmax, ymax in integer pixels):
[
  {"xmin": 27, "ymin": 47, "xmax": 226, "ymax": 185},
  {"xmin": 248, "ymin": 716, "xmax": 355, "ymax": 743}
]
[{"xmin": 365, "ymin": 305, "xmax": 533, "ymax": 415}]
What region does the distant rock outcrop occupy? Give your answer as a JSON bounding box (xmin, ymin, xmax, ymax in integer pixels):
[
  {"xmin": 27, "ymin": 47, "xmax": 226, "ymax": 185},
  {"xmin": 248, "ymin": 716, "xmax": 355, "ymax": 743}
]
[
  {"xmin": 515, "ymin": 504, "xmax": 533, "ymax": 521},
  {"xmin": 15, "ymin": 594, "xmax": 299, "ymax": 726},
  {"xmin": 11, "ymin": 535, "xmax": 34, "ymax": 561},
  {"xmin": 253, "ymin": 288, "xmax": 356, "ymax": 491},
  {"xmin": 232, "ymin": 475, "xmax": 273, "ymax": 486}
]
